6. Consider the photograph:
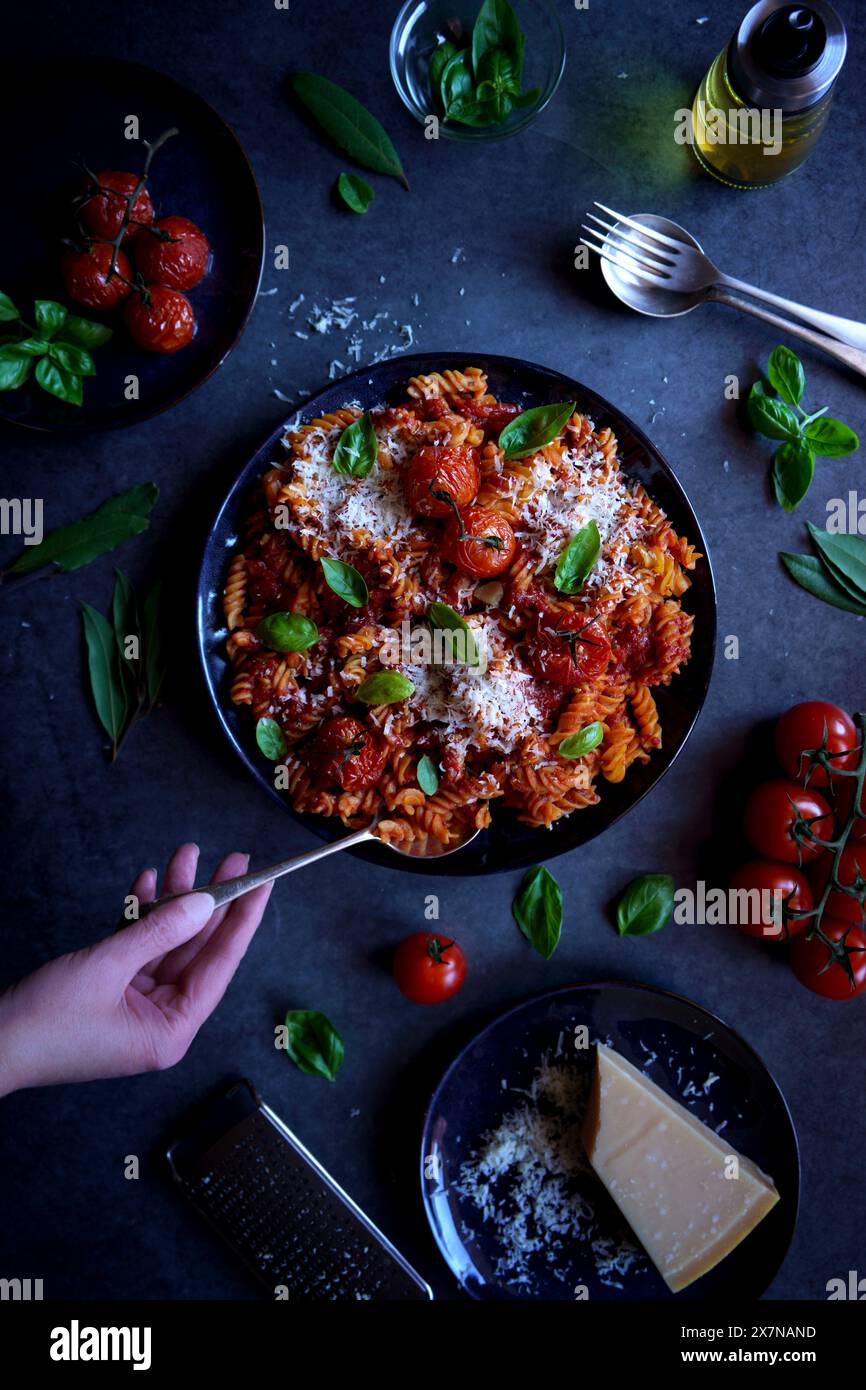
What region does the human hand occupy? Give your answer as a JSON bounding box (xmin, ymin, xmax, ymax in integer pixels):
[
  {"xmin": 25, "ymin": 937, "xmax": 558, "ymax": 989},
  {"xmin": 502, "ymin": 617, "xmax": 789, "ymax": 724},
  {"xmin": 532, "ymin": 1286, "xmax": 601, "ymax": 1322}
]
[{"xmin": 0, "ymin": 844, "xmax": 273, "ymax": 1096}]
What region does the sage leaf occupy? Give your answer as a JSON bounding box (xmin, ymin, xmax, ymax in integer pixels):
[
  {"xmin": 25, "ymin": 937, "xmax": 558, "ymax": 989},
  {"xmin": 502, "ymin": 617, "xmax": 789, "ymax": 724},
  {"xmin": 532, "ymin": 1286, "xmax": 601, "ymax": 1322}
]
[
  {"xmin": 803, "ymin": 416, "xmax": 859, "ymax": 457},
  {"xmin": 499, "ymin": 401, "xmax": 576, "ymax": 459},
  {"xmin": 336, "ymin": 171, "xmax": 374, "ymax": 214},
  {"xmin": 806, "ymin": 524, "xmax": 866, "ymax": 597},
  {"xmin": 256, "ymin": 715, "xmax": 288, "ymax": 762},
  {"xmin": 291, "ymin": 72, "xmax": 409, "ymax": 189},
  {"xmin": 356, "ymin": 670, "xmax": 414, "ymax": 705},
  {"xmin": 554, "ymin": 520, "xmax": 600, "ymax": 594},
  {"xmin": 767, "ymin": 345, "xmax": 805, "ymax": 407},
  {"xmin": 0, "ymin": 354, "xmax": 31, "ymax": 391},
  {"xmin": 559, "ymin": 721, "xmax": 604, "ymax": 758},
  {"xmin": 257, "ymin": 611, "xmax": 319, "ymax": 652},
  {"xmin": 320, "ymin": 555, "xmax": 368, "ymax": 607},
  {"xmin": 417, "ymin": 754, "xmax": 440, "ymax": 795},
  {"xmin": 772, "ymin": 438, "xmax": 814, "ymax": 512},
  {"xmin": 34, "ymin": 300, "xmax": 67, "ymax": 339},
  {"xmin": 332, "ymin": 411, "xmax": 378, "ymax": 477},
  {"xmin": 0, "ymin": 290, "xmax": 19, "ymax": 322},
  {"xmin": 472, "ymin": 0, "xmax": 525, "ymax": 81},
  {"xmin": 35, "ymin": 356, "xmax": 82, "ymax": 405},
  {"xmin": 616, "ymin": 874, "xmax": 674, "ymax": 937},
  {"xmin": 747, "ymin": 384, "xmax": 801, "ymax": 442},
  {"xmin": 428, "ymin": 600, "xmax": 480, "ymax": 666},
  {"xmin": 779, "ymin": 552, "xmax": 866, "ymax": 615},
  {"xmin": 81, "ymin": 601, "xmax": 128, "ymax": 754},
  {"xmin": 283, "ymin": 1008, "xmax": 344, "ymax": 1081},
  {"xmin": 141, "ymin": 580, "xmax": 166, "ymax": 708},
  {"xmin": 49, "ymin": 342, "xmax": 96, "ymax": 377},
  {"xmin": 60, "ymin": 314, "xmax": 113, "ymax": 349},
  {"xmin": 512, "ymin": 865, "xmax": 563, "ymax": 959},
  {"xmin": 8, "ymin": 482, "xmax": 158, "ymax": 575}
]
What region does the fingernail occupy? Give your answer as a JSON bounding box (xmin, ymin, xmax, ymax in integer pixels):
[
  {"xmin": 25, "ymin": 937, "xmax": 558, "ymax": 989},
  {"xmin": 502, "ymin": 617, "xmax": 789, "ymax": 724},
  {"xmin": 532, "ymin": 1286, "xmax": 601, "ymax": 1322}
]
[{"xmin": 180, "ymin": 890, "xmax": 215, "ymax": 919}]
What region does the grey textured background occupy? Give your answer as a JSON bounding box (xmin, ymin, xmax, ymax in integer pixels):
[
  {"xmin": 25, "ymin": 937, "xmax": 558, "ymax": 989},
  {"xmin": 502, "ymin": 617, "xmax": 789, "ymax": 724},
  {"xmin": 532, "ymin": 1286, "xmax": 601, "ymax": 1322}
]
[{"xmin": 1, "ymin": 0, "xmax": 863, "ymax": 1301}]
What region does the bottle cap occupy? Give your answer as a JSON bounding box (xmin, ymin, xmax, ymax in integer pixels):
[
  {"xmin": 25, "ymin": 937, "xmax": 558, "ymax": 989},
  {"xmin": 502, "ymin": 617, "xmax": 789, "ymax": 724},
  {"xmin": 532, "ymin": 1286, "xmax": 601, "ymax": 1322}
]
[{"xmin": 729, "ymin": 2, "xmax": 847, "ymax": 111}]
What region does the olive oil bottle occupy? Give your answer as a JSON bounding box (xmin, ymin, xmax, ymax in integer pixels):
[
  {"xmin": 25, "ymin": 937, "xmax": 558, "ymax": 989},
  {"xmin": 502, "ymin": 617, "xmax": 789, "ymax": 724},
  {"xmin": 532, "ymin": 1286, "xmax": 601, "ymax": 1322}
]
[{"xmin": 692, "ymin": 2, "xmax": 847, "ymax": 188}]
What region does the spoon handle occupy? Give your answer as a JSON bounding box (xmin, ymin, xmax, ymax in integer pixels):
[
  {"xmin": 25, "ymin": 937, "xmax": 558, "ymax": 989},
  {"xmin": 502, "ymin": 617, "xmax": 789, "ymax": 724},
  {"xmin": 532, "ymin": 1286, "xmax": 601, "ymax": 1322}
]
[
  {"xmin": 710, "ymin": 288, "xmax": 866, "ymax": 381},
  {"xmin": 718, "ymin": 273, "xmax": 866, "ymax": 353}
]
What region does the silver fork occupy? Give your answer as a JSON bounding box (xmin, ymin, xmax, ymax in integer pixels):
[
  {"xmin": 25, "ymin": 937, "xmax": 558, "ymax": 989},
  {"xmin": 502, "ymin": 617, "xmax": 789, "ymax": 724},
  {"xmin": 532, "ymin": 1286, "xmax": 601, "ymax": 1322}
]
[{"xmin": 582, "ymin": 202, "xmax": 866, "ymax": 354}]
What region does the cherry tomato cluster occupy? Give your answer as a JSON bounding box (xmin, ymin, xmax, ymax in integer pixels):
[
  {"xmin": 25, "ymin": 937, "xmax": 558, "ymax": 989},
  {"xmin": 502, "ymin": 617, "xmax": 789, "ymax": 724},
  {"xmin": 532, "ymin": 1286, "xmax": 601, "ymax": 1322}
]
[
  {"xmin": 731, "ymin": 700, "xmax": 866, "ymax": 1000},
  {"xmin": 61, "ymin": 169, "xmax": 210, "ymax": 353}
]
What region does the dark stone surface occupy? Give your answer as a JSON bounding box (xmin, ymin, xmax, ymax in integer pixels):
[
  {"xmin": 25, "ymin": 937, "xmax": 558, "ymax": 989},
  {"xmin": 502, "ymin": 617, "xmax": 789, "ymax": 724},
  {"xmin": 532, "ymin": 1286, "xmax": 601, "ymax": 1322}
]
[{"xmin": 1, "ymin": 0, "xmax": 863, "ymax": 1301}]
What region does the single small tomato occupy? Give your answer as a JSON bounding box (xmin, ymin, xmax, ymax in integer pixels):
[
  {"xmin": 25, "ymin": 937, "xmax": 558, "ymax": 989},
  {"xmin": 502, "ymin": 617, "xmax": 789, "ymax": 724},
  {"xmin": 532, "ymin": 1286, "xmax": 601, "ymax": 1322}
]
[
  {"xmin": 791, "ymin": 918, "xmax": 866, "ymax": 999},
  {"xmin": 124, "ymin": 286, "xmax": 195, "ymax": 353},
  {"xmin": 61, "ymin": 243, "xmax": 133, "ymax": 310},
  {"xmin": 403, "ymin": 444, "xmax": 480, "ymax": 518},
  {"xmin": 811, "ymin": 841, "xmax": 866, "ymax": 925},
  {"xmin": 728, "ymin": 859, "xmax": 813, "ymax": 940},
  {"xmin": 454, "ymin": 396, "xmax": 521, "ymax": 436},
  {"xmin": 743, "ymin": 779, "xmax": 833, "ymax": 864},
  {"xmin": 442, "ymin": 505, "xmax": 516, "ymax": 577},
  {"xmin": 306, "ymin": 715, "xmax": 386, "ymax": 792},
  {"xmin": 526, "ymin": 610, "xmax": 612, "ymax": 688},
  {"xmin": 79, "ymin": 171, "xmax": 154, "ymax": 242},
  {"xmin": 392, "ymin": 932, "xmax": 466, "ymax": 1004},
  {"xmin": 133, "ymin": 215, "xmax": 211, "ymax": 290},
  {"xmin": 774, "ymin": 700, "xmax": 859, "ymax": 787}
]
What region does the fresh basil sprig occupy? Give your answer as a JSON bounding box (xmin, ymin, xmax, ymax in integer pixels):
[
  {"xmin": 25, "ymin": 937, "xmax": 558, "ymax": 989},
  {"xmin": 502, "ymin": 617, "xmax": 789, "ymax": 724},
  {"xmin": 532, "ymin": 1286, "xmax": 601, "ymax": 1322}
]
[
  {"xmin": 499, "ymin": 400, "xmax": 576, "ymax": 459},
  {"xmin": 282, "ymin": 1009, "xmax": 345, "ymax": 1082},
  {"xmin": 82, "ymin": 570, "xmax": 165, "ymax": 761},
  {"xmin": 780, "ymin": 524, "xmax": 866, "ymax": 616},
  {"xmin": 332, "ymin": 411, "xmax": 378, "ymax": 477},
  {"xmin": 417, "ymin": 754, "xmax": 440, "ymax": 795},
  {"xmin": 559, "ymin": 721, "xmax": 604, "ymax": 759},
  {"xmin": 320, "ymin": 556, "xmax": 369, "ymax": 607},
  {"xmin": 356, "ymin": 671, "xmax": 415, "ymax": 705},
  {"xmin": 512, "ymin": 865, "xmax": 563, "ymax": 959},
  {"xmin": 615, "ymin": 874, "xmax": 675, "ymax": 937},
  {"xmin": 291, "ymin": 72, "xmax": 409, "ymax": 189},
  {"xmin": 257, "ymin": 611, "xmax": 319, "ymax": 653},
  {"xmin": 554, "ymin": 520, "xmax": 600, "ymax": 594},
  {"xmin": 428, "ymin": 600, "xmax": 480, "ymax": 666},
  {"xmin": 256, "ymin": 716, "xmax": 288, "ymax": 762},
  {"xmin": 429, "ymin": 0, "xmax": 540, "ymax": 128},
  {"xmin": 0, "ymin": 291, "xmax": 111, "ymax": 405},
  {"xmin": 4, "ymin": 483, "xmax": 158, "ymax": 580},
  {"xmin": 336, "ymin": 171, "xmax": 374, "ymax": 214}
]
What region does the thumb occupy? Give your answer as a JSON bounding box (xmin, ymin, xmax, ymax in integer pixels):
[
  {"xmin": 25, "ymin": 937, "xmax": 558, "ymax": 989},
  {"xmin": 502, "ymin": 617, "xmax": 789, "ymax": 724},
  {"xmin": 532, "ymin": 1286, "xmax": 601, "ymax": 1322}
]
[{"xmin": 110, "ymin": 891, "xmax": 216, "ymax": 977}]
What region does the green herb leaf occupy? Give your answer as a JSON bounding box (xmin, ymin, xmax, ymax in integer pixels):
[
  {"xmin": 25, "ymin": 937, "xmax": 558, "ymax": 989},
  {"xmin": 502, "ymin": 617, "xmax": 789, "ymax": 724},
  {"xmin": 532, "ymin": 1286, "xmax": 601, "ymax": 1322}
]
[
  {"xmin": 429, "ymin": 38, "xmax": 458, "ymax": 98},
  {"xmin": 34, "ymin": 300, "xmax": 67, "ymax": 340},
  {"xmin": 440, "ymin": 49, "xmax": 476, "ymax": 117},
  {"xmin": 499, "ymin": 401, "xmax": 576, "ymax": 459},
  {"xmin": 0, "ymin": 291, "xmax": 20, "ymax": 322},
  {"xmin": 256, "ymin": 715, "xmax": 288, "ymax": 762},
  {"xmin": 512, "ymin": 865, "xmax": 563, "ymax": 959},
  {"xmin": 772, "ymin": 438, "xmax": 815, "ymax": 512},
  {"xmin": 3, "ymin": 337, "xmax": 49, "ymax": 357},
  {"xmin": 512, "ymin": 85, "xmax": 541, "ymax": 107},
  {"xmin": 112, "ymin": 569, "xmax": 140, "ymax": 703},
  {"xmin": 291, "ymin": 72, "xmax": 409, "ymax": 189},
  {"xmin": 559, "ymin": 721, "xmax": 604, "ymax": 758},
  {"xmin": 766, "ymin": 345, "xmax": 805, "ymax": 407},
  {"xmin": 283, "ymin": 1008, "xmax": 344, "ymax": 1082},
  {"xmin": 141, "ymin": 580, "xmax": 166, "ymax": 709},
  {"xmin": 336, "ymin": 171, "xmax": 374, "ymax": 214},
  {"xmin": 472, "ymin": 0, "xmax": 525, "ymax": 81},
  {"xmin": 615, "ymin": 873, "xmax": 674, "ymax": 937},
  {"xmin": 257, "ymin": 611, "xmax": 319, "ymax": 652},
  {"xmin": 417, "ymin": 754, "xmax": 440, "ymax": 795},
  {"xmin": 356, "ymin": 670, "xmax": 414, "ymax": 705},
  {"xmin": 747, "ymin": 383, "xmax": 801, "ymax": 442},
  {"xmin": 803, "ymin": 416, "xmax": 859, "ymax": 457},
  {"xmin": 332, "ymin": 411, "xmax": 378, "ymax": 477},
  {"xmin": 59, "ymin": 314, "xmax": 113, "ymax": 349},
  {"xmin": 319, "ymin": 555, "xmax": 369, "ymax": 607},
  {"xmin": 49, "ymin": 342, "xmax": 96, "ymax": 377},
  {"xmin": 806, "ymin": 524, "xmax": 866, "ymax": 597},
  {"xmin": 81, "ymin": 601, "xmax": 128, "ymax": 755},
  {"xmin": 0, "ymin": 354, "xmax": 32, "ymax": 391},
  {"xmin": 779, "ymin": 551, "xmax": 866, "ymax": 615},
  {"xmin": 34, "ymin": 355, "xmax": 82, "ymax": 405},
  {"xmin": 554, "ymin": 520, "xmax": 600, "ymax": 594},
  {"xmin": 8, "ymin": 482, "xmax": 158, "ymax": 575},
  {"xmin": 428, "ymin": 600, "xmax": 480, "ymax": 666},
  {"xmin": 448, "ymin": 98, "xmax": 496, "ymax": 127}
]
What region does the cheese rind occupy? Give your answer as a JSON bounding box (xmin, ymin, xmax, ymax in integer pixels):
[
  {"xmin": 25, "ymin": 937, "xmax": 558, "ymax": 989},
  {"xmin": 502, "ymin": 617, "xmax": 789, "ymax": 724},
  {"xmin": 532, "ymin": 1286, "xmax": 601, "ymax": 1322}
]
[{"xmin": 582, "ymin": 1044, "xmax": 779, "ymax": 1293}]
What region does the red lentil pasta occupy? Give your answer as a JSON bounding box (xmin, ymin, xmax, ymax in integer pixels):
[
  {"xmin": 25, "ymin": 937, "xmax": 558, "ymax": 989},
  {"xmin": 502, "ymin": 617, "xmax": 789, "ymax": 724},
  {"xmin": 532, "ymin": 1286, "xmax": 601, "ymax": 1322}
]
[{"xmin": 222, "ymin": 367, "xmax": 700, "ymax": 853}]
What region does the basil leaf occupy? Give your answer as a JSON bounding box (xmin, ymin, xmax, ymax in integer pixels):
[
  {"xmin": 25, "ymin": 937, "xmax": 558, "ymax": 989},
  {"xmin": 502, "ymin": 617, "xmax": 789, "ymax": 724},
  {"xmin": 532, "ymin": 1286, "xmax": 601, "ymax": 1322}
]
[
  {"xmin": 429, "ymin": 38, "xmax": 458, "ymax": 98},
  {"xmin": 35, "ymin": 356, "xmax": 82, "ymax": 405},
  {"xmin": 4, "ymin": 337, "xmax": 49, "ymax": 357},
  {"xmin": 559, "ymin": 721, "xmax": 604, "ymax": 758},
  {"xmin": 256, "ymin": 715, "xmax": 288, "ymax": 762},
  {"xmin": 141, "ymin": 580, "xmax": 166, "ymax": 708},
  {"xmin": 499, "ymin": 401, "xmax": 576, "ymax": 459},
  {"xmin": 806, "ymin": 523, "xmax": 866, "ymax": 598},
  {"xmin": 616, "ymin": 874, "xmax": 674, "ymax": 937},
  {"xmin": 34, "ymin": 300, "xmax": 67, "ymax": 340},
  {"xmin": 766, "ymin": 345, "xmax": 805, "ymax": 407},
  {"xmin": 512, "ymin": 85, "xmax": 541, "ymax": 107},
  {"xmin": 747, "ymin": 384, "xmax": 801, "ymax": 442},
  {"xmin": 441, "ymin": 49, "xmax": 476, "ymax": 116},
  {"xmin": 472, "ymin": 0, "xmax": 524, "ymax": 81},
  {"xmin": 60, "ymin": 314, "xmax": 113, "ymax": 349},
  {"xmin": 554, "ymin": 519, "xmax": 600, "ymax": 594},
  {"xmin": 803, "ymin": 416, "xmax": 859, "ymax": 457},
  {"xmin": 0, "ymin": 354, "xmax": 31, "ymax": 390},
  {"xmin": 283, "ymin": 1009, "xmax": 344, "ymax": 1082},
  {"xmin": 257, "ymin": 610, "xmax": 319, "ymax": 652},
  {"xmin": 336, "ymin": 171, "xmax": 374, "ymax": 214},
  {"xmin": 332, "ymin": 411, "xmax": 378, "ymax": 477},
  {"xmin": 417, "ymin": 754, "xmax": 440, "ymax": 795},
  {"xmin": 356, "ymin": 670, "xmax": 414, "ymax": 705},
  {"xmin": 512, "ymin": 865, "xmax": 563, "ymax": 960},
  {"xmin": 449, "ymin": 98, "xmax": 496, "ymax": 127},
  {"xmin": 428, "ymin": 600, "xmax": 480, "ymax": 666},
  {"xmin": 0, "ymin": 291, "xmax": 19, "ymax": 322},
  {"xmin": 49, "ymin": 342, "xmax": 96, "ymax": 377},
  {"xmin": 779, "ymin": 551, "xmax": 866, "ymax": 615},
  {"xmin": 320, "ymin": 555, "xmax": 369, "ymax": 607},
  {"xmin": 291, "ymin": 72, "xmax": 409, "ymax": 189},
  {"xmin": 772, "ymin": 438, "xmax": 814, "ymax": 512},
  {"xmin": 112, "ymin": 569, "xmax": 140, "ymax": 702},
  {"xmin": 478, "ymin": 47, "xmax": 516, "ymax": 90},
  {"xmin": 81, "ymin": 601, "xmax": 128, "ymax": 753},
  {"xmin": 8, "ymin": 482, "xmax": 158, "ymax": 575}
]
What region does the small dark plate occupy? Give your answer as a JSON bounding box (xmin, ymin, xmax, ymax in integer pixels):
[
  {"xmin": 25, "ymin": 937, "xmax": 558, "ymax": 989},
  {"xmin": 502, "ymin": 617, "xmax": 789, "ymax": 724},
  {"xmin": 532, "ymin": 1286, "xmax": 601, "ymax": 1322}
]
[
  {"xmin": 421, "ymin": 981, "xmax": 800, "ymax": 1300},
  {"xmin": 0, "ymin": 58, "xmax": 264, "ymax": 431},
  {"xmin": 197, "ymin": 353, "xmax": 717, "ymax": 876}
]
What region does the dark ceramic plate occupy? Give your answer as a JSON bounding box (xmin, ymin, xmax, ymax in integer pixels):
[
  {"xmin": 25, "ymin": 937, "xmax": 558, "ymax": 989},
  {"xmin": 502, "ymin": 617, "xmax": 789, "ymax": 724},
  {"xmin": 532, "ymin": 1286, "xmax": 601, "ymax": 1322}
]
[
  {"xmin": 421, "ymin": 981, "xmax": 800, "ymax": 1300},
  {"xmin": 0, "ymin": 58, "xmax": 264, "ymax": 431},
  {"xmin": 197, "ymin": 353, "xmax": 716, "ymax": 875}
]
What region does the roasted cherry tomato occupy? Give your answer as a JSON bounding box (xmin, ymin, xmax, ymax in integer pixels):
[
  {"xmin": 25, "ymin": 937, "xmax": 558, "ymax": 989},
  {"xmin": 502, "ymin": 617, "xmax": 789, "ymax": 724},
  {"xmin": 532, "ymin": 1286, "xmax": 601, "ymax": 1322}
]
[
  {"xmin": 79, "ymin": 171, "xmax": 154, "ymax": 242},
  {"xmin": 61, "ymin": 243, "xmax": 132, "ymax": 310},
  {"xmin": 133, "ymin": 215, "xmax": 211, "ymax": 290},
  {"xmin": 774, "ymin": 700, "xmax": 859, "ymax": 787},
  {"xmin": 454, "ymin": 397, "xmax": 521, "ymax": 436},
  {"xmin": 811, "ymin": 842, "xmax": 866, "ymax": 925},
  {"xmin": 404, "ymin": 444, "xmax": 480, "ymax": 518},
  {"xmin": 441, "ymin": 505, "xmax": 516, "ymax": 577},
  {"xmin": 743, "ymin": 779, "xmax": 833, "ymax": 864},
  {"xmin": 526, "ymin": 610, "xmax": 611, "ymax": 688},
  {"xmin": 791, "ymin": 918, "xmax": 866, "ymax": 999},
  {"xmin": 306, "ymin": 715, "xmax": 386, "ymax": 792},
  {"xmin": 392, "ymin": 932, "xmax": 466, "ymax": 1004},
  {"xmin": 124, "ymin": 286, "xmax": 195, "ymax": 353},
  {"xmin": 728, "ymin": 859, "xmax": 813, "ymax": 940}
]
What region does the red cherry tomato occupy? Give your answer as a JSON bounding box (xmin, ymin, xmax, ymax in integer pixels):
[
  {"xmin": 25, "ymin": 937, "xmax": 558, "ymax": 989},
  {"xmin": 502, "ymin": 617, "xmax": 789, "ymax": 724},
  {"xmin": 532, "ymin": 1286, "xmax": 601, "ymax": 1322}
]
[
  {"xmin": 403, "ymin": 444, "xmax": 480, "ymax": 518},
  {"xmin": 791, "ymin": 918, "xmax": 866, "ymax": 999},
  {"xmin": 306, "ymin": 715, "xmax": 386, "ymax": 792},
  {"xmin": 124, "ymin": 286, "xmax": 195, "ymax": 353},
  {"xmin": 774, "ymin": 700, "xmax": 859, "ymax": 787},
  {"xmin": 133, "ymin": 215, "xmax": 211, "ymax": 290},
  {"xmin": 442, "ymin": 505, "xmax": 516, "ymax": 578},
  {"xmin": 811, "ymin": 842, "xmax": 866, "ymax": 925},
  {"xmin": 392, "ymin": 932, "xmax": 466, "ymax": 1004},
  {"xmin": 728, "ymin": 859, "xmax": 813, "ymax": 940},
  {"xmin": 61, "ymin": 243, "xmax": 132, "ymax": 310},
  {"xmin": 79, "ymin": 171, "xmax": 154, "ymax": 242},
  {"xmin": 743, "ymin": 779, "xmax": 833, "ymax": 864},
  {"xmin": 526, "ymin": 610, "xmax": 612, "ymax": 688},
  {"xmin": 454, "ymin": 397, "xmax": 521, "ymax": 436}
]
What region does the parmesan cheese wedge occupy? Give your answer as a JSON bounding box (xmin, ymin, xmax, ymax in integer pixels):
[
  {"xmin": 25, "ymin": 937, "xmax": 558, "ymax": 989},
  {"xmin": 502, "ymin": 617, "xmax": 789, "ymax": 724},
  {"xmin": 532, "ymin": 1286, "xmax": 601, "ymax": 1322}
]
[{"xmin": 582, "ymin": 1044, "xmax": 779, "ymax": 1293}]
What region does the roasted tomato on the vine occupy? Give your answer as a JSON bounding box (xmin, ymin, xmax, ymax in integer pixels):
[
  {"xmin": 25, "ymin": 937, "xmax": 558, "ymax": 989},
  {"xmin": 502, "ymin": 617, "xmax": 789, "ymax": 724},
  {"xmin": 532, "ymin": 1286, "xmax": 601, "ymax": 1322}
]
[
  {"xmin": 743, "ymin": 779, "xmax": 833, "ymax": 864},
  {"xmin": 774, "ymin": 700, "xmax": 859, "ymax": 787},
  {"xmin": 61, "ymin": 243, "xmax": 133, "ymax": 310},
  {"xmin": 306, "ymin": 715, "xmax": 386, "ymax": 792},
  {"xmin": 124, "ymin": 286, "xmax": 195, "ymax": 353},
  {"xmin": 134, "ymin": 215, "xmax": 211, "ymax": 290},
  {"xmin": 811, "ymin": 842, "xmax": 866, "ymax": 925},
  {"xmin": 791, "ymin": 918, "xmax": 866, "ymax": 999},
  {"xmin": 403, "ymin": 444, "xmax": 480, "ymax": 518},
  {"xmin": 392, "ymin": 932, "xmax": 467, "ymax": 1004},
  {"xmin": 441, "ymin": 505, "xmax": 516, "ymax": 577},
  {"xmin": 79, "ymin": 171, "xmax": 154, "ymax": 242},
  {"xmin": 728, "ymin": 859, "xmax": 813, "ymax": 940},
  {"xmin": 526, "ymin": 610, "xmax": 612, "ymax": 688}
]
